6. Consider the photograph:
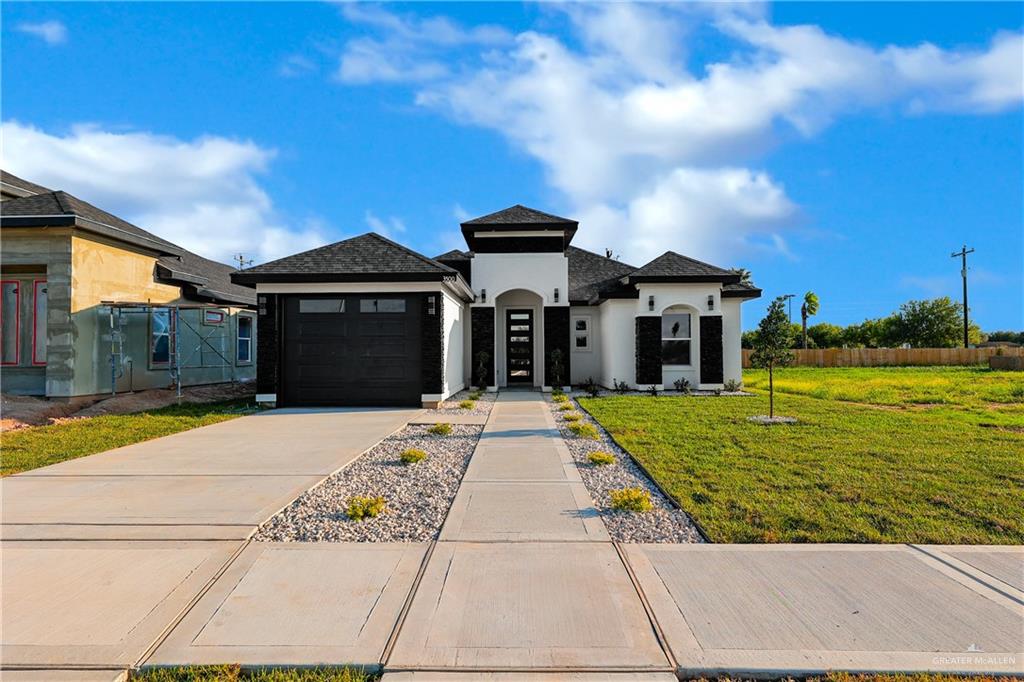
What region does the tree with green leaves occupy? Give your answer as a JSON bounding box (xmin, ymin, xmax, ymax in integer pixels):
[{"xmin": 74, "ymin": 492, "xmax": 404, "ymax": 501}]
[
  {"xmin": 750, "ymin": 297, "xmax": 796, "ymax": 418},
  {"xmin": 800, "ymin": 291, "xmax": 820, "ymax": 349},
  {"xmin": 731, "ymin": 268, "xmax": 754, "ymax": 285},
  {"xmin": 894, "ymin": 297, "xmax": 979, "ymax": 348}
]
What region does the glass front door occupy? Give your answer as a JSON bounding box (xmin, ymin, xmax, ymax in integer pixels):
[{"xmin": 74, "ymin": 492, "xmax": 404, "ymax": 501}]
[{"xmin": 505, "ymin": 309, "xmax": 533, "ymax": 384}]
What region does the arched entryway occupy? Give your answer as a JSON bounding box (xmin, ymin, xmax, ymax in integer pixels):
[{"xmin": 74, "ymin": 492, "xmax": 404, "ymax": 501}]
[{"xmin": 494, "ymin": 289, "xmax": 544, "ymax": 388}]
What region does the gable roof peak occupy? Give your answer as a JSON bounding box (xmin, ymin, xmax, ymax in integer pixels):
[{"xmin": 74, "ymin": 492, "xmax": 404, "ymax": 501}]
[
  {"xmin": 461, "ymin": 204, "xmax": 577, "ymax": 226},
  {"xmin": 630, "ymin": 250, "xmax": 740, "ymax": 283}
]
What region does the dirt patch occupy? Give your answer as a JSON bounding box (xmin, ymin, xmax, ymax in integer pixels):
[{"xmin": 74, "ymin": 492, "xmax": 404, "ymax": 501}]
[{"xmin": 1, "ymin": 382, "xmax": 255, "ymax": 431}]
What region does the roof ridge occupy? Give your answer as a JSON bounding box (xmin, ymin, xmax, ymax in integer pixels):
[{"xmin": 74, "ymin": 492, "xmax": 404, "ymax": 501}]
[
  {"xmin": 567, "ymin": 244, "xmax": 638, "ymax": 271},
  {"xmin": 51, "ymin": 190, "xmax": 70, "ymax": 213},
  {"xmin": 365, "ymin": 232, "xmax": 456, "ymax": 274}
]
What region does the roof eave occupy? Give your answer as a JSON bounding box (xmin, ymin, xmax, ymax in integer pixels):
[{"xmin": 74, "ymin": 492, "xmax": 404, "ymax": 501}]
[
  {"xmin": 629, "ymin": 274, "xmax": 741, "ymax": 285},
  {"xmin": 1, "ymin": 215, "xmax": 182, "ymax": 257},
  {"xmin": 722, "ymin": 287, "xmax": 763, "ymax": 300},
  {"xmin": 230, "ymin": 271, "xmax": 453, "ymax": 286}
]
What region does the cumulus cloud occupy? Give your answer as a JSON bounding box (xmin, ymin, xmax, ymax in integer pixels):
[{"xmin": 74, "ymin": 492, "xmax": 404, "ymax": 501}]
[
  {"xmin": 364, "ymin": 210, "xmax": 407, "ymax": 240},
  {"xmin": 1, "ymin": 121, "xmax": 326, "ymax": 265},
  {"xmin": 337, "ymin": 4, "xmax": 1023, "ymax": 265},
  {"xmin": 16, "ymin": 20, "xmax": 67, "ymax": 45}
]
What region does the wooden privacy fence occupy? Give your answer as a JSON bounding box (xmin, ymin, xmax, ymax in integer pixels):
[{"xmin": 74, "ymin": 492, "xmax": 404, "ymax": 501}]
[{"xmin": 741, "ymin": 347, "xmax": 1024, "ymax": 368}]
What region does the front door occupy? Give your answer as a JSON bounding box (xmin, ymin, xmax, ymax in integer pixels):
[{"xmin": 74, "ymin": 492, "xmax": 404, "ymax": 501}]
[{"xmin": 506, "ymin": 309, "xmax": 533, "ymax": 384}]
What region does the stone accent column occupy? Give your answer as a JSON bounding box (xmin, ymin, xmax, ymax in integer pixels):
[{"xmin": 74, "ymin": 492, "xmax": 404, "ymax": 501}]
[
  {"xmin": 699, "ymin": 315, "xmax": 724, "ymax": 385},
  {"xmin": 635, "ymin": 316, "xmax": 662, "ymax": 386},
  {"xmin": 44, "ymin": 239, "xmax": 74, "ymax": 398},
  {"xmin": 256, "ymin": 293, "xmax": 279, "ymax": 401},
  {"xmin": 543, "ymin": 306, "xmax": 570, "ymax": 388},
  {"xmin": 420, "ymin": 293, "xmax": 444, "ymax": 398},
  {"xmin": 470, "ymin": 306, "xmax": 495, "ymax": 388}
]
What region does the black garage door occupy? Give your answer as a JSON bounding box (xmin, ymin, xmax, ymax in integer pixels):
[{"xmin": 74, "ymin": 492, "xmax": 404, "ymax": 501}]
[{"xmin": 281, "ymin": 294, "xmax": 422, "ymax": 407}]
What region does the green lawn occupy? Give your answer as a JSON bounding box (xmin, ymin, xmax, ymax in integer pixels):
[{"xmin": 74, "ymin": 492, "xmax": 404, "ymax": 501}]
[
  {"xmin": 2, "ymin": 400, "xmax": 254, "ymax": 476},
  {"xmin": 131, "ymin": 666, "xmax": 374, "ymax": 682},
  {"xmin": 579, "ymin": 368, "xmax": 1024, "ymax": 544}
]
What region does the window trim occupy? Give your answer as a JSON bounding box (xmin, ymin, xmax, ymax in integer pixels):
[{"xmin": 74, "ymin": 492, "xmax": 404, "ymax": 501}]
[
  {"xmin": 149, "ymin": 307, "xmax": 172, "ymax": 368},
  {"xmin": 236, "ymin": 313, "xmax": 254, "ymax": 366},
  {"xmin": 1, "ymin": 280, "xmax": 20, "ymax": 366},
  {"xmin": 661, "ymin": 310, "xmax": 693, "ymax": 368},
  {"xmin": 572, "ymin": 315, "xmax": 591, "ymax": 352},
  {"xmin": 203, "ymin": 308, "xmax": 227, "ymax": 326},
  {"xmin": 32, "ymin": 279, "xmax": 47, "ymax": 366}
]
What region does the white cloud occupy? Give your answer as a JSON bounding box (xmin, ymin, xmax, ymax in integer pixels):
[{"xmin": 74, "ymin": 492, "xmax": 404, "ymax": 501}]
[
  {"xmin": 279, "ymin": 54, "xmax": 317, "ymax": 78},
  {"xmin": 338, "ymin": 5, "xmax": 1023, "ymax": 265},
  {"xmin": 16, "ymin": 20, "xmax": 67, "ymax": 45},
  {"xmin": 1, "ymin": 121, "xmax": 326, "ymax": 265},
  {"xmin": 364, "ymin": 210, "xmax": 407, "ymax": 240}
]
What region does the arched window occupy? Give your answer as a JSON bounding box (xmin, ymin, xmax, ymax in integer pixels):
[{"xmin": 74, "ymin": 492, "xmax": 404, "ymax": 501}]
[{"xmin": 662, "ymin": 308, "xmax": 692, "ymax": 366}]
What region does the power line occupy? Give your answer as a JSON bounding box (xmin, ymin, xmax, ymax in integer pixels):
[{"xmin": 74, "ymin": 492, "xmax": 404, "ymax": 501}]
[{"xmin": 950, "ymin": 245, "xmax": 974, "ymax": 348}]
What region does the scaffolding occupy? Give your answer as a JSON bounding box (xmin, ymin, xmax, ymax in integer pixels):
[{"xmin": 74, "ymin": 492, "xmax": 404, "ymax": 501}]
[{"xmin": 100, "ymin": 301, "xmax": 240, "ymax": 399}]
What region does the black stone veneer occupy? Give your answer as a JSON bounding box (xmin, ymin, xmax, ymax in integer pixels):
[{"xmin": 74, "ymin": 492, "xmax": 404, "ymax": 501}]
[
  {"xmin": 471, "ymin": 307, "xmax": 495, "ymax": 387},
  {"xmin": 543, "ymin": 306, "xmax": 571, "ymax": 388},
  {"xmin": 700, "ymin": 315, "xmax": 724, "ymax": 385},
  {"xmin": 635, "ymin": 316, "xmax": 662, "ymax": 385},
  {"xmin": 421, "ymin": 293, "xmax": 444, "ymax": 394},
  {"xmin": 256, "ymin": 293, "xmax": 279, "ymax": 395}
]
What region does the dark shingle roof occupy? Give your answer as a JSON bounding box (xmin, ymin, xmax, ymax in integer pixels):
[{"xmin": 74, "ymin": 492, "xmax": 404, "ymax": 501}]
[
  {"xmin": 434, "ymin": 248, "xmax": 472, "ymax": 261},
  {"xmin": 1, "ymin": 171, "xmax": 52, "ymax": 197},
  {"xmin": 158, "ymin": 251, "xmax": 256, "ymax": 306},
  {"xmin": 629, "ymin": 251, "xmax": 739, "ymax": 283},
  {"xmin": 1, "ymin": 191, "xmax": 182, "ymax": 255},
  {"xmin": 462, "ymin": 204, "xmax": 576, "ymax": 226},
  {"xmin": 233, "ymin": 232, "xmax": 459, "ymax": 285},
  {"xmin": 722, "ymin": 282, "xmax": 762, "ymax": 299},
  {"xmin": 566, "ymin": 246, "xmax": 637, "ymax": 303}
]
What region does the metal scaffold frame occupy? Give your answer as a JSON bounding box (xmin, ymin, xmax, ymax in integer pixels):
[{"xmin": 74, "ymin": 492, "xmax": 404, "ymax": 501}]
[{"xmin": 100, "ymin": 300, "xmax": 239, "ymax": 400}]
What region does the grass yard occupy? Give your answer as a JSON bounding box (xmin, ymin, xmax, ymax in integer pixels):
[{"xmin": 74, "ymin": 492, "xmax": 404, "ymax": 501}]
[
  {"xmin": 1, "ymin": 399, "xmax": 254, "ymax": 476},
  {"xmin": 131, "ymin": 666, "xmax": 374, "ymax": 681},
  {"xmin": 580, "ymin": 367, "xmax": 1023, "ymax": 544}
]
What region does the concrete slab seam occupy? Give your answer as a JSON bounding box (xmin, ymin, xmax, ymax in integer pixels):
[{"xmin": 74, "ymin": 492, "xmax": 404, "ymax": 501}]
[
  {"xmin": 611, "ymin": 541, "xmax": 678, "ymax": 672},
  {"xmin": 907, "ymin": 544, "xmax": 1024, "ymax": 610}
]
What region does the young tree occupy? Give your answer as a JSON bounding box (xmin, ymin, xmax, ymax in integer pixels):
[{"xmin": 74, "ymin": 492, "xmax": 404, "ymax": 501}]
[
  {"xmin": 800, "ymin": 291, "xmax": 819, "ymax": 349},
  {"xmin": 750, "ymin": 297, "xmax": 796, "ymax": 418}
]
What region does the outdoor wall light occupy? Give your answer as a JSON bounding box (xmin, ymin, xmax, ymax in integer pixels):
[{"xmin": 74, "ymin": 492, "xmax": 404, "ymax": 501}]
[
  {"xmin": 707, "ymin": 295, "xmax": 715, "ymax": 311},
  {"xmin": 648, "ymin": 295, "xmax": 655, "ymax": 311},
  {"xmin": 480, "ymin": 288, "xmax": 487, "ymax": 303},
  {"xmin": 554, "ymin": 287, "xmax": 559, "ymax": 303}
]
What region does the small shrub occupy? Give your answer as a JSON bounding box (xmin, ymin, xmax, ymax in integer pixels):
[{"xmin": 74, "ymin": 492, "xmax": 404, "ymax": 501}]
[
  {"xmin": 474, "ymin": 350, "xmax": 491, "ymax": 390},
  {"xmin": 552, "ymin": 393, "xmax": 569, "ymax": 403},
  {"xmin": 400, "ymin": 448, "xmax": 427, "ymax": 465},
  {"xmin": 347, "ymin": 495, "xmax": 386, "ymax": 521},
  {"xmin": 724, "ymin": 379, "xmax": 742, "ymax": 392},
  {"xmin": 427, "ymin": 422, "xmax": 453, "ymax": 436},
  {"xmin": 647, "ymin": 385, "xmax": 658, "ymax": 397},
  {"xmin": 562, "ymin": 411, "xmax": 582, "ymax": 422},
  {"xmin": 557, "ymin": 401, "xmax": 574, "ymax": 411},
  {"xmin": 609, "ymin": 487, "xmax": 653, "ymax": 512},
  {"xmin": 673, "ymin": 377, "xmax": 691, "ymax": 394},
  {"xmin": 468, "ymin": 391, "xmax": 483, "ymax": 401},
  {"xmin": 613, "ymin": 379, "xmax": 630, "ymax": 394},
  {"xmin": 552, "ymin": 387, "xmax": 565, "ymax": 397},
  {"xmin": 458, "ymin": 400, "xmax": 476, "ymax": 410},
  {"xmin": 567, "ymin": 422, "xmax": 599, "ymax": 439},
  {"xmin": 588, "ymin": 451, "xmax": 615, "ymax": 466},
  {"xmin": 583, "ymin": 377, "xmax": 600, "ymax": 398}
]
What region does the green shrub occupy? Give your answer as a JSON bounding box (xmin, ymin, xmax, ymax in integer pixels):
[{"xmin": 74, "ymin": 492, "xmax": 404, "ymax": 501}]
[
  {"xmin": 724, "ymin": 379, "xmax": 742, "ymax": 392},
  {"xmin": 588, "ymin": 451, "xmax": 615, "ymax": 466},
  {"xmin": 458, "ymin": 400, "xmax": 476, "ymax": 410},
  {"xmin": 556, "ymin": 402, "xmax": 574, "ymax": 411},
  {"xmin": 130, "ymin": 665, "xmax": 374, "ymax": 681},
  {"xmin": 468, "ymin": 391, "xmax": 483, "ymax": 401},
  {"xmin": 673, "ymin": 377, "xmax": 691, "ymax": 394},
  {"xmin": 427, "ymin": 423, "xmax": 453, "ymax": 436},
  {"xmin": 613, "ymin": 379, "xmax": 631, "ymax": 394},
  {"xmin": 562, "ymin": 412, "xmax": 582, "ymax": 422},
  {"xmin": 552, "ymin": 393, "xmax": 569, "ymax": 403},
  {"xmin": 346, "ymin": 495, "xmax": 386, "ymax": 521},
  {"xmin": 583, "ymin": 377, "xmax": 601, "ymax": 398},
  {"xmin": 552, "ymin": 387, "xmax": 565, "ymax": 397},
  {"xmin": 567, "ymin": 422, "xmax": 599, "ymax": 439},
  {"xmin": 609, "ymin": 487, "xmax": 653, "ymax": 512},
  {"xmin": 400, "ymin": 448, "xmax": 427, "ymax": 465}
]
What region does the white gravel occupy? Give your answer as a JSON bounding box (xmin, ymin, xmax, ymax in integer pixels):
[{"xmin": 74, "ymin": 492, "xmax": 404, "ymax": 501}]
[
  {"xmin": 550, "ymin": 395, "xmax": 704, "ymax": 543},
  {"xmin": 254, "ymin": 424, "xmax": 481, "ymax": 542},
  {"xmin": 434, "ymin": 389, "xmax": 496, "ymax": 416}
]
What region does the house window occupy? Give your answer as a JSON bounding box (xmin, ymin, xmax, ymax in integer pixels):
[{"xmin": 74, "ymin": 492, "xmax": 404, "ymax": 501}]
[
  {"xmin": 360, "ymin": 298, "xmax": 405, "ymax": 313},
  {"xmin": 237, "ymin": 315, "xmax": 253, "ymax": 364},
  {"xmin": 151, "ymin": 307, "xmax": 172, "ymax": 366},
  {"xmin": 1, "ymin": 281, "xmax": 19, "ymax": 365},
  {"xmin": 573, "ymin": 316, "xmax": 591, "ymax": 351},
  {"xmin": 203, "ymin": 308, "xmax": 226, "ymax": 325},
  {"xmin": 300, "ymin": 298, "xmax": 344, "ymax": 313},
  {"xmin": 32, "ymin": 280, "xmax": 47, "ymax": 365},
  {"xmin": 662, "ymin": 312, "xmax": 691, "ymax": 366}
]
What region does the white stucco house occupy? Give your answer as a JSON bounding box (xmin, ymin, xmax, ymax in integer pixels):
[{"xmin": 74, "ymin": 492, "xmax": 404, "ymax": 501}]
[{"xmin": 232, "ymin": 205, "xmax": 761, "ymax": 407}]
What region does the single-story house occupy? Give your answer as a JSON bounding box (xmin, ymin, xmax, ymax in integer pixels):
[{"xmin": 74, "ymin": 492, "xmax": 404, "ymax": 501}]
[
  {"xmin": 0, "ymin": 170, "xmax": 257, "ymax": 399},
  {"xmin": 232, "ymin": 205, "xmax": 760, "ymax": 408}
]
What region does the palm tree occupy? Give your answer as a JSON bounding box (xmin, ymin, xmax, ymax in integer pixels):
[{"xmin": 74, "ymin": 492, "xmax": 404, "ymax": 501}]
[
  {"xmin": 800, "ymin": 291, "xmax": 820, "ymax": 349},
  {"xmin": 731, "ymin": 268, "xmax": 753, "ymax": 285}
]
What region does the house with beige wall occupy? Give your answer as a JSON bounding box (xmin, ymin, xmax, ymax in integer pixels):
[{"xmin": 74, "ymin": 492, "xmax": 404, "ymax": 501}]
[{"xmin": 0, "ymin": 171, "xmax": 256, "ymax": 399}]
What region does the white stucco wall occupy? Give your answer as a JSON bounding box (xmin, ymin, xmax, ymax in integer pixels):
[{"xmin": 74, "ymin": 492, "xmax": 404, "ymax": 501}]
[
  {"xmin": 442, "ymin": 289, "xmax": 465, "ymax": 398},
  {"xmin": 598, "ymin": 299, "xmax": 635, "ymax": 388},
  {"xmin": 469, "ymin": 253, "xmax": 569, "ymax": 306},
  {"xmin": 569, "ymin": 305, "xmax": 601, "ymax": 385},
  {"xmin": 722, "ymin": 297, "xmax": 743, "ymax": 386}
]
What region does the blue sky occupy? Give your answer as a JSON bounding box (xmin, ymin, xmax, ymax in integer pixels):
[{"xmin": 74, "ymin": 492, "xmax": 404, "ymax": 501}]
[{"xmin": 3, "ymin": 2, "xmax": 1022, "ymax": 331}]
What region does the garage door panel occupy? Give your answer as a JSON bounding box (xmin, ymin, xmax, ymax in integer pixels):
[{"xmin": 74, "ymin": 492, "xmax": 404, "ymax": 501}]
[{"xmin": 282, "ymin": 295, "xmax": 422, "ymax": 407}]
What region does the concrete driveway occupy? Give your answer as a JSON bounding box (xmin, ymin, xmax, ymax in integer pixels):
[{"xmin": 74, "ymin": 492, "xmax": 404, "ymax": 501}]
[{"xmin": 0, "ymin": 407, "xmax": 420, "ymax": 674}]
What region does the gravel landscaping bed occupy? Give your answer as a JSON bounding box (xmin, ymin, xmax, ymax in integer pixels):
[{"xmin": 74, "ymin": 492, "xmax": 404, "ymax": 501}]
[
  {"xmin": 549, "ymin": 395, "xmax": 704, "ymax": 543},
  {"xmin": 434, "ymin": 389, "xmax": 495, "ymax": 416},
  {"xmin": 254, "ymin": 424, "xmax": 481, "ymax": 542}
]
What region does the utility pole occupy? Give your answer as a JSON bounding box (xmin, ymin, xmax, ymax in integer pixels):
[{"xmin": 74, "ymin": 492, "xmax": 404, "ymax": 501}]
[
  {"xmin": 234, "ymin": 253, "xmax": 253, "ymax": 271},
  {"xmin": 782, "ymin": 293, "xmax": 795, "ymax": 324},
  {"xmin": 951, "ymin": 245, "xmax": 974, "ymax": 348}
]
